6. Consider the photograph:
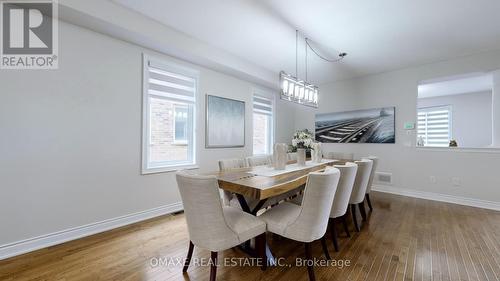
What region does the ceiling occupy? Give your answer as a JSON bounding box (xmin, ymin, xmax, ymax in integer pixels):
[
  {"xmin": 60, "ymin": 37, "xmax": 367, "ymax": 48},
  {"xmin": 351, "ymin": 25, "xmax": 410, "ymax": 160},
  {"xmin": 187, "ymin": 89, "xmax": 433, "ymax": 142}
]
[
  {"xmin": 113, "ymin": 0, "xmax": 500, "ymax": 85},
  {"xmin": 418, "ymin": 73, "xmax": 493, "ymax": 98}
]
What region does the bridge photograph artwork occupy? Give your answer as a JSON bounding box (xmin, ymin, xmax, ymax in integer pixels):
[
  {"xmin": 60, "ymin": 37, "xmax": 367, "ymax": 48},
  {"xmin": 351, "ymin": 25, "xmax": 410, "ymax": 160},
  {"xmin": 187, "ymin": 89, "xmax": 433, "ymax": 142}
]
[{"xmin": 315, "ymin": 107, "xmax": 395, "ymax": 143}]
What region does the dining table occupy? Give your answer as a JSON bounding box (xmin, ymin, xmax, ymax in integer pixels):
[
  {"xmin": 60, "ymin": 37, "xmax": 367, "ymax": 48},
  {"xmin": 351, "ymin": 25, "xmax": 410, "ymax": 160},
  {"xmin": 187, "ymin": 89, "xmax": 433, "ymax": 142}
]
[{"xmin": 205, "ymin": 158, "xmax": 342, "ymax": 265}]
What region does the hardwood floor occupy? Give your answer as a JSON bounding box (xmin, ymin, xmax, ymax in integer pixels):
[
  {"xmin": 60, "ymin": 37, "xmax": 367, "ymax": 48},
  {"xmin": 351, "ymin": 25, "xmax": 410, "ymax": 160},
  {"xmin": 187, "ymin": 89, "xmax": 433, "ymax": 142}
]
[{"xmin": 1, "ymin": 192, "xmax": 499, "ymax": 281}]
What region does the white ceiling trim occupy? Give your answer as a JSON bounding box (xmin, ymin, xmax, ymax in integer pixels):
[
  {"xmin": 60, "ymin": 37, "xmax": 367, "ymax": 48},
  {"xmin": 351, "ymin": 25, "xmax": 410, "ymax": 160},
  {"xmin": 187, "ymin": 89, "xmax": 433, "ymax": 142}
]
[
  {"xmin": 418, "ymin": 73, "xmax": 493, "ymax": 98},
  {"xmin": 58, "ymin": 0, "xmax": 279, "ymax": 90}
]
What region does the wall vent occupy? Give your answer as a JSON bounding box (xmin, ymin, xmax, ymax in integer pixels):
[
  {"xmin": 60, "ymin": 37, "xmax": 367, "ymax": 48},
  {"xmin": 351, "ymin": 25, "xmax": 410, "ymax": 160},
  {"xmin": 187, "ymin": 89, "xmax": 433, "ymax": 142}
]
[{"xmin": 376, "ymin": 172, "xmax": 392, "ymax": 184}]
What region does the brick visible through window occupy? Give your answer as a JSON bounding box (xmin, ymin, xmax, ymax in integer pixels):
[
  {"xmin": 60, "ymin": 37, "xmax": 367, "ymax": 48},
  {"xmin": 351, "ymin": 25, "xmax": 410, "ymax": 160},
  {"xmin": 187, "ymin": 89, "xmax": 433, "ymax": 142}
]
[{"xmin": 143, "ymin": 55, "xmax": 197, "ymax": 172}]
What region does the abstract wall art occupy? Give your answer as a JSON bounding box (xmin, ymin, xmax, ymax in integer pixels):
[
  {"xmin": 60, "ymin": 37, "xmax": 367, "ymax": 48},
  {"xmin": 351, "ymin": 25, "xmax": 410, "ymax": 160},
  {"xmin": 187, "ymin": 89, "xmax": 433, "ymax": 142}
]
[{"xmin": 206, "ymin": 95, "xmax": 245, "ymax": 148}]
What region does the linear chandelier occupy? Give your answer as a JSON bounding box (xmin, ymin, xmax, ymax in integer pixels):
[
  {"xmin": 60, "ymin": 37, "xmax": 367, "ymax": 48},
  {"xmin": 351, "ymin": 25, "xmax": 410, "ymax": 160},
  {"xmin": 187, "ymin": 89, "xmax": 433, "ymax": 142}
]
[
  {"xmin": 280, "ymin": 30, "xmax": 346, "ymax": 108},
  {"xmin": 280, "ymin": 71, "xmax": 318, "ymax": 107}
]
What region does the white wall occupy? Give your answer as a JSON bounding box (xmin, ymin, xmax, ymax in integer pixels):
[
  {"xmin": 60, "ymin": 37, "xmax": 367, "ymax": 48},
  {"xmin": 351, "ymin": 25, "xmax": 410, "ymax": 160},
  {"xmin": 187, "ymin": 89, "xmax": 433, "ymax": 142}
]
[
  {"xmin": 294, "ymin": 49, "xmax": 500, "ymax": 205},
  {"xmin": 492, "ymin": 70, "xmax": 500, "ymax": 146},
  {"xmin": 418, "ymin": 91, "xmax": 492, "ymax": 148},
  {"xmin": 0, "ymin": 21, "xmax": 293, "ymax": 249}
]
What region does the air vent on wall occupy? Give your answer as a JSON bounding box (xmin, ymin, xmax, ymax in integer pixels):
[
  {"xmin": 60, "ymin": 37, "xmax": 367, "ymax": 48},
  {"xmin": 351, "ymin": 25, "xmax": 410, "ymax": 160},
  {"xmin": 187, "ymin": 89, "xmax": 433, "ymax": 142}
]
[{"xmin": 376, "ymin": 172, "xmax": 393, "ymax": 184}]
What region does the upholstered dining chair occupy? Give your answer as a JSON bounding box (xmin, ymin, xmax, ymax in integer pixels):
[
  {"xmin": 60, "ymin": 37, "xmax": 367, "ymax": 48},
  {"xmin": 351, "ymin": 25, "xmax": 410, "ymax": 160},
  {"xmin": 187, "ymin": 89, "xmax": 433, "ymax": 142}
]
[
  {"xmin": 218, "ymin": 158, "xmax": 247, "ymax": 171},
  {"xmin": 348, "ymin": 159, "xmax": 373, "ymax": 232},
  {"xmin": 246, "ymin": 155, "xmax": 271, "ymax": 167},
  {"xmin": 218, "ymin": 158, "xmax": 247, "ymax": 206},
  {"xmin": 176, "ymin": 171, "xmax": 267, "ymax": 281},
  {"xmin": 327, "ymin": 162, "xmax": 358, "ymax": 252},
  {"xmin": 260, "ymin": 167, "xmax": 341, "ymax": 281},
  {"xmin": 362, "ymin": 156, "xmax": 379, "ymax": 211}
]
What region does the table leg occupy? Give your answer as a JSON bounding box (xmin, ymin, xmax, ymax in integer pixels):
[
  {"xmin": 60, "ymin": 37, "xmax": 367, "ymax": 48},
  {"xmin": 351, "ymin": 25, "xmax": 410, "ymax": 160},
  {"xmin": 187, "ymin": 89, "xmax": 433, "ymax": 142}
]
[
  {"xmin": 251, "ymin": 199, "xmax": 268, "ymax": 215},
  {"xmin": 234, "ymin": 194, "xmax": 276, "ymax": 266}
]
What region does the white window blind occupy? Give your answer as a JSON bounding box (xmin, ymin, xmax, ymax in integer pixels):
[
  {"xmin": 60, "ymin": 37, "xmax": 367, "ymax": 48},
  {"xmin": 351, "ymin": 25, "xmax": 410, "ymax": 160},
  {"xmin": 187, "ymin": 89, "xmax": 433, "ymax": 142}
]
[
  {"xmin": 147, "ymin": 60, "xmax": 196, "ymax": 104},
  {"xmin": 142, "ymin": 56, "xmax": 197, "ymax": 173},
  {"xmin": 253, "ymin": 95, "xmax": 273, "ymax": 116},
  {"xmin": 417, "ymin": 106, "xmax": 452, "ymax": 147},
  {"xmin": 253, "ymin": 94, "xmax": 274, "ymax": 155}
]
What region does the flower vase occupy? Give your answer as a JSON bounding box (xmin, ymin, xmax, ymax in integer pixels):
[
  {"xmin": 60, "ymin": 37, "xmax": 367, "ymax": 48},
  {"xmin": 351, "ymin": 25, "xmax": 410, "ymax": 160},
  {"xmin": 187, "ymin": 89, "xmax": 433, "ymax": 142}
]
[
  {"xmin": 297, "ymin": 148, "xmax": 306, "ymax": 166},
  {"xmin": 311, "ymin": 142, "xmax": 322, "ymax": 163}
]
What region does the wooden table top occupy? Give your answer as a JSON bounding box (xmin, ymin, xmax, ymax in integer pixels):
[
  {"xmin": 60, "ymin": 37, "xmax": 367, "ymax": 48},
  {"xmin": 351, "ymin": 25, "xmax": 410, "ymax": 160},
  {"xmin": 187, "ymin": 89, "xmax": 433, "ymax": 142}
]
[{"xmin": 207, "ymin": 159, "xmax": 344, "ymax": 200}]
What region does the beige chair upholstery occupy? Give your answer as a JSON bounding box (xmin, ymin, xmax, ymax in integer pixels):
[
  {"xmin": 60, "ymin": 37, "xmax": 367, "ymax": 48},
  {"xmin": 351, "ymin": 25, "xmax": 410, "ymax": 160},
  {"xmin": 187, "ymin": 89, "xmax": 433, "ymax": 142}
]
[
  {"xmin": 218, "ymin": 158, "xmax": 247, "ymax": 171},
  {"xmin": 348, "ymin": 159, "xmax": 373, "ymax": 231},
  {"xmin": 218, "ymin": 158, "xmax": 247, "ymax": 206},
  {"xmin": 246, "ymin": 155, "xmax": 271, "ymax": 167},
  {"xmin": 349, "ymin": 159, "xmax": 373, "ymax": 204},
  {"xmin": 362, "ymin": 156, "xmax": 379, "ymax": 211},
  {"xmin": 176, "ymin": 171, "xmax": 266, "ymax": 250},
  {"xmin": 363, "ymin": 156, "xmax": 379, "ymax": 194},
  {"xmin": 327, "ymin": 162, "xmax": 358, "ymax": 251},
  {"xmin": 260, "ymin": 167, "xmax": 340, "ymax": 280},
  {"xmin": 331, "ymin": 162, "xmax": 358, "ymax": 218},
  {"xmin": 176, "ymin": 171, "xmax": 267, "ymax": 279}
]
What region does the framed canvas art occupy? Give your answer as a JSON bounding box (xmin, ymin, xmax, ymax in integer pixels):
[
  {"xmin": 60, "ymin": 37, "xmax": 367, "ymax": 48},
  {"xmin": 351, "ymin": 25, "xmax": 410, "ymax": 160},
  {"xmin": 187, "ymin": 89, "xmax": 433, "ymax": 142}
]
[
  {"xmin": 206, "ymin": 95, "xmax": 245, "ymax": 148},
  {"xmin": 315, "ymin": 107, "xmax": 395, "ymax": 143}
]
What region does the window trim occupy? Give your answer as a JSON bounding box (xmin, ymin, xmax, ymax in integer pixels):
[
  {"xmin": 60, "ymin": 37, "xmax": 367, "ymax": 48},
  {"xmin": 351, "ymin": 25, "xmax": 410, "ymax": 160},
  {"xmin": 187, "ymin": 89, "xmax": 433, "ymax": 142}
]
[
  {"xmin": 417, "ymin": 105, "xmax": 453, "ymax": 147},
  {"xmin": 142, "ymin": 54, "xmax": 199, "ymax": 174},
  {"xmin": 252, "ymin": 89, "xmax": 275, "ymax": 155}
]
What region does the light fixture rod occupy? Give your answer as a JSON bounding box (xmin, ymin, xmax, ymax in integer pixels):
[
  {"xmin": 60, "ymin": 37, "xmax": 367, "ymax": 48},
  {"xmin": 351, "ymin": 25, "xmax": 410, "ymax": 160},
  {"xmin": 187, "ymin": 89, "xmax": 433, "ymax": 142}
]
[
  {"xmin": 305, "ymin": 38, "xmax": 347, "ymax": 63},
  {"xmin": 295, "ymin": 30, "xmax": 298, "ymax": 78},
  {"xmin": 305, "ymin": 37, "xmax": 308, "ymax": 82}
]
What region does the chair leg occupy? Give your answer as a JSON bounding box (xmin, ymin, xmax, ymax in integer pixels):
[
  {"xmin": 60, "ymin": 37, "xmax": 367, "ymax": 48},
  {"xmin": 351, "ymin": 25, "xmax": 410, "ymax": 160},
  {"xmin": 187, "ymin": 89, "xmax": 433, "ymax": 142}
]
[
  {"xmin": 304, "ymin": 242, "xmax": 316, "ymax": 281},
  {"xmin": 210, "ymin": 251, "xmax": 218, "ymax": 281},
  {"xmin": 330, "ymin": 220, "xmax": 339, "ymax": 252},
  {"xmin": 341, "ymin": 215, "xmax": 351, "ymax": 237},
  {"xmin": 320, "ymin": 236, "xmax": 331, "ymax": 260},
  {"xmin": 359, "ymin": 202, "xmax": 367, "ymax": 221},
  {"xmin": 255, "ymin": 233, "xmax": 267, "ymax": 270},
  {"xmin": 183, "ymin": 241, "xmax": 194, "ymax": 272},
  {"xmin": 351, "ymin": 204, "xmax": 360, "ymax": 232},
  {"xmin": 366, "ymin": 194, "xmax": 373, "ymax": 211}
]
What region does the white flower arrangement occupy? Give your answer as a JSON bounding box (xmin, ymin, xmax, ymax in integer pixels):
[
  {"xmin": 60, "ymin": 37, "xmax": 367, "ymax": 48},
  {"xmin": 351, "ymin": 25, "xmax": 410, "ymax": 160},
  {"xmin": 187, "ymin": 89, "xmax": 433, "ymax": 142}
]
[{"xmin": 291, "ymin": 129, "xmax": 314, "ymax": 149}]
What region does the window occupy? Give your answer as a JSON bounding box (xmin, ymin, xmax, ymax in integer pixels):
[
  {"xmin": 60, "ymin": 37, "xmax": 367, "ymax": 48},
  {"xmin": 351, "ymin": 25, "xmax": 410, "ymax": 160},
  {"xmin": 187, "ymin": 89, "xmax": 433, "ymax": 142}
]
[
  {"xmin": 252, "ymin": 93, "xmax": 274, "ymax": 155},
  {"xmin": 417, "ymin": 106, "xmax": 452, "ymax": 147},
  {"xmin": 142, "ymin": 55, "xmax": 197, "ymax": 173},
  {"xmin": 174, "ymin": 105, "xmax": 188, "ymax": 144}
]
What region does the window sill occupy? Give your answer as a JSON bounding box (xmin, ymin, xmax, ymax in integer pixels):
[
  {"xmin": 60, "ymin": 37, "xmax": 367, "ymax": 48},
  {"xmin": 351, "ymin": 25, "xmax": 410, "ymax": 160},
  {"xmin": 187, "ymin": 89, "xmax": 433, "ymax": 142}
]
[
  {"xmin": 415, "ymin": 146, "xmax": 500, "ymax": 154},
  {"xmin": 142, "ymin": 164, "xmax": 199, "ymax": 175}
]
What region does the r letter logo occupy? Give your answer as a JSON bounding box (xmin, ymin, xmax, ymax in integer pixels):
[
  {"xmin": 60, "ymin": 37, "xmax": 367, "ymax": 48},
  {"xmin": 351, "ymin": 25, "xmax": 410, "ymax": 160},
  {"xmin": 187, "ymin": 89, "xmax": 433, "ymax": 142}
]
[{"xmin": 1, "ymin": 0, "xmax": 58, "ymax": 69}]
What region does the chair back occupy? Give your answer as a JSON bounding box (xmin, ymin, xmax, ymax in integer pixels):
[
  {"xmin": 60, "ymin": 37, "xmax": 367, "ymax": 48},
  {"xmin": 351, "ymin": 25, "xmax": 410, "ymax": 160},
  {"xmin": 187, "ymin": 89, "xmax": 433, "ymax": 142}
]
[
  {"xmin": 286, "ymin": 167, "xmax": 340, "ymax": 242},
  {"xmin": 330, "ymin": 162, "xmax": 358, "ymax": 218},
  {"xmin": 362, "ymin": 156, "xmax": 379, "ymax": 194},
  {"xmin": 349, "ymin": 159, "xmax": 373, "ymax": 204},
  {"xmin": 218, "ymin": 158, "xmax": 247, "ymax": 171},
  {"xmin": 287, "ymin": 152, "xmax": 297, "ymax": 161},
  {"xmin": 218, "ymin": 158, "xmax": 247, "ymax": 206},
  {"xmin": 325, "ymin": 152, "xmax": 354, "ymax": 160},
  {"xmin": 176, "ymin": 171, "xmax": 239, "ymax": 249},
  {"xmin": 246, "ymin": 155, "xmax": 271, "ymax": 167}
]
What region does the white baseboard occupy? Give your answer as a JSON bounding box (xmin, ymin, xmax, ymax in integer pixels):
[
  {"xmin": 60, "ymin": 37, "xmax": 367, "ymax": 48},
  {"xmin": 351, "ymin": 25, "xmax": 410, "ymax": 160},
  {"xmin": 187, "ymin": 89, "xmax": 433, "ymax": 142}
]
[
  {"xmin": 0, "ymin": 202, "xmax": 183, "ymax": 261},
  {"xmin": 372, "ymin": 185, "xmax": 500, "ymax": 211}
]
